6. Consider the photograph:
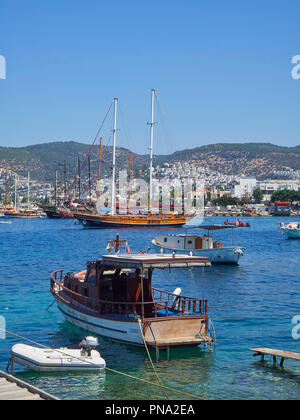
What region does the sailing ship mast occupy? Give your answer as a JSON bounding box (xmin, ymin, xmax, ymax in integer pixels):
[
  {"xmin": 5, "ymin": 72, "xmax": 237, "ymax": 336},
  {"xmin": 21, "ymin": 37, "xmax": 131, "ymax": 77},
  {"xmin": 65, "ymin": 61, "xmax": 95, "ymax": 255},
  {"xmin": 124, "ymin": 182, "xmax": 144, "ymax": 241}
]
[
  {"xmin": 127, "ymin": 152, "xmax": 132, "ymax": 214},
  {"xmin": 149, "ymin": 89, "xmax": 155, "ymax": 212},
  {"xmin": 111, "ymin": 98, "xmax": 118, "ymax": 216},
  {"xmin": 27, "ymin": 172, "xmax": 30, "ymax": 210},
  {"xmin": 96, "ymin": 138, "xmax": 103, "ymax": 209},
  {"xmin": 14, "ymin": 173, "xmax": 18, "ymax": 209},
  {"xmin": 4, "ymin": 167, "xmax": 7, "ymax": 209}
]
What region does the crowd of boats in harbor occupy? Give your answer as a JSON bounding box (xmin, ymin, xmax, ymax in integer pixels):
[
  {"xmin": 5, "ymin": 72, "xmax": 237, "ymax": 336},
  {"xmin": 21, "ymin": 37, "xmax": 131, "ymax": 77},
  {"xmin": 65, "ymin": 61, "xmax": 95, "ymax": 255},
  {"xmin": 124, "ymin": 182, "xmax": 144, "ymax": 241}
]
[{"xmin": 1, "ymin": 89, "xmax": 300, "ymax": 380}]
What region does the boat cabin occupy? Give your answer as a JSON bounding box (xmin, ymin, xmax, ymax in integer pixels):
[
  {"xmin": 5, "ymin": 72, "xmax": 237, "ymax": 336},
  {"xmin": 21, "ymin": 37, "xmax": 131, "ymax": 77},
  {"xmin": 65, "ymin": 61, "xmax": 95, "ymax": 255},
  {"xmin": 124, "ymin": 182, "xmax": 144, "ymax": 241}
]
[
  {"xmin": 158, "ymin": 234, "xmax": 214, "ymax": 251},
  {"xmin": 53, "ymin": 254, "xmax": 211, "ymax": 321}
]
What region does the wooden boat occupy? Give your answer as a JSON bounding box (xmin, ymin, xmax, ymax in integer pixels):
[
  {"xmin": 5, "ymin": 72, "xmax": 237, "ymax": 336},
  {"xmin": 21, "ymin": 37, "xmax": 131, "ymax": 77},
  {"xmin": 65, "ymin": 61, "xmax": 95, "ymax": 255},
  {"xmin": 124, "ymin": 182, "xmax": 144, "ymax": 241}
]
[
  {"xmin": 152, "ymin": 225, "xmax": 246, "ymax": 265},
  {"xmin": 4, "ymin": 209, "xmax": 43, "ymax": 219},
  {"xmin": 50, "ymin": 241, "xmax": 213, "ymax": 349},
  {"xmin": 76, "ymin": 91, "xmax": 192, "ymax": 229},
  {"xmin": 76, "ymin": 211, "xmax": 190, "ymax": 228},
  {"xmin": 11, "ymin": 337, "xmax": 105, "ymax": 372}
]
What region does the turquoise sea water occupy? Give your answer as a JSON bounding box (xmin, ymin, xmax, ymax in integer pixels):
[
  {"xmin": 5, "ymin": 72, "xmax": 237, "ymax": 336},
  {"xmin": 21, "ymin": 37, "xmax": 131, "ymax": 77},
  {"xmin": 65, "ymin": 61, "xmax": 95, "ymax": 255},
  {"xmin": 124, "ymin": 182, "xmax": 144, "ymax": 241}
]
[{"xmin": 0, "ymin": 217, "xmax": 299, "ymax": 400}]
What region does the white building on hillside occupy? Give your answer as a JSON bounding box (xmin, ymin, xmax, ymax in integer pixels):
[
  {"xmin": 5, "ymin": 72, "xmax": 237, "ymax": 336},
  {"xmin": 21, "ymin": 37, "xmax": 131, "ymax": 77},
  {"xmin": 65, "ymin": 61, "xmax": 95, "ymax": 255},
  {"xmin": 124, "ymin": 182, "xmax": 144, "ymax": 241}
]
[{"xmin": 231, "ymin": 178, "xmax": 257, "ymax": 199}]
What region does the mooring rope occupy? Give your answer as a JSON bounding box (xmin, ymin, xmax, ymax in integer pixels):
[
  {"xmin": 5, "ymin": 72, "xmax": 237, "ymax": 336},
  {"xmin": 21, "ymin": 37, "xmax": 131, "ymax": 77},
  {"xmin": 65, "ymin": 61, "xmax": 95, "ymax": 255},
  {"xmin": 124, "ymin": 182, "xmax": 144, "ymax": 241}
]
[
  {"xmin": 0, "ymin": 328, "xmax": 204, "ymax": 400},
  {"xmin": 137, "ymin": 319, "xmax": 169, "ymax": 400}
]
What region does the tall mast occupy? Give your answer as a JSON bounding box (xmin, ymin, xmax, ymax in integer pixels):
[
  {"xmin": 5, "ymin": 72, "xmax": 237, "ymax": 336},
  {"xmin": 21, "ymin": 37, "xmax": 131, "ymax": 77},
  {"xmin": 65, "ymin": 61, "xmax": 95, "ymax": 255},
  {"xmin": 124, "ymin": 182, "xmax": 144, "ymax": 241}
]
[
  {"xmin": 55, "ymin": 171, "xmax": 58, "ymax": 206},
  {"xmin": 149, "ymin": 89, "xmax": 155, "ymax": 212},
  {"xmin": 97, "ymin": 138, "xmax": 103, "ymax": 208},
  {"xmin": 127, "ymin": 152, "xmax": 132, "ymax": 214},
  {"xmin": 64, "ymin": 160, "xmax": 67, "ymax": 200},
  {"xmin": 27, "ymin": 172, "xmax": 30, "ymax": 210},
  {"xmin": 88, "ymin": 156, "xmax": 91, "ymax": 202},
  {"xmin": 78, "ymin": 156, "xmax": 81, "ymax": 201},
  {"xmin": 14, "ymin": 173, "xmax": 18, "ymax": 209},
  {"xmin": 111, "ymin": 98, "xmax": 118, "ymax": 216},
  {"xmin": 4, "ymin": 167, "xmax": 7, "ymax": 208}
]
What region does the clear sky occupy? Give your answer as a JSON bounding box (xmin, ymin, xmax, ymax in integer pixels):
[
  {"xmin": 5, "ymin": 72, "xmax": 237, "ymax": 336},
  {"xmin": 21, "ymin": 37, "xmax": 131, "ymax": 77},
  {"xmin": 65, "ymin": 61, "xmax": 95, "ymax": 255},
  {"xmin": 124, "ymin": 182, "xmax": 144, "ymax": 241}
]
[{"xmin": 0, "ymin": 0, "xmax": 300, "ymax": 154}]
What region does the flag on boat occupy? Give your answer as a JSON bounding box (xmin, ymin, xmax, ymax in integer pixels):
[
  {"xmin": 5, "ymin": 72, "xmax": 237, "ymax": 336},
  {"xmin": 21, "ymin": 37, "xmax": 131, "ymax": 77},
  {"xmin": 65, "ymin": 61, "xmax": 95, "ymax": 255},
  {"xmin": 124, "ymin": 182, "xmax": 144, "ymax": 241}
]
[{"xmin": 125, "ymin": 242, "xmax": 131, "ymax": 254}]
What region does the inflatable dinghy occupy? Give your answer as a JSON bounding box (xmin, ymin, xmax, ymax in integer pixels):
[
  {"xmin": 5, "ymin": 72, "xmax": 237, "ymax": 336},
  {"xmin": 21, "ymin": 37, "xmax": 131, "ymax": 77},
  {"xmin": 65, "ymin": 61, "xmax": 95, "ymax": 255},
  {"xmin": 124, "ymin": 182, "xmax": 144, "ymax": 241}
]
[{"xmin": 11, "ymin": 337, "xmax": 106, "ymax": 372}]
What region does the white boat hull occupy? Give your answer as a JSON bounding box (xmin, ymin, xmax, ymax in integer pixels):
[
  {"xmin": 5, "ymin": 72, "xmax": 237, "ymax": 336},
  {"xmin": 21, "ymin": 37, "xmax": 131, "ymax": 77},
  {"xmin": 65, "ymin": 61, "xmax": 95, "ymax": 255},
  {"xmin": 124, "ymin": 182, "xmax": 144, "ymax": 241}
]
[
  {"xmin": 281, "ymin": 228, "xmax": 300, "ymax": 238},
  {"xmin": 152, "ymin": 242, "xmax": 244, "ymax": 265},
  {"xmin": 56, "ymin": 299, "xmax": 144, "ymax": 346},
  {"xmin": 11, "ymin": 344, "xmax": 106, "ymax": 372}
]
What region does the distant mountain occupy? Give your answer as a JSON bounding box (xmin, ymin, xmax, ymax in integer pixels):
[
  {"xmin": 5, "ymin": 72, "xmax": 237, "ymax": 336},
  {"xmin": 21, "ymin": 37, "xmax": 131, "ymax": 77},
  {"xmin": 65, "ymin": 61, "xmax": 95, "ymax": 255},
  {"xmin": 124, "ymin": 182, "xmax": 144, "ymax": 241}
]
[
  {"xmin": 155, "ymin": 143, "xmax": 300, "ymax": 178},
  {"xmin": 0, "ymin": 141, "xmax": 149, "ymax": 182},
  {"xmin": 0, "ymin": 141, "xmax": 300, "ymax": 182}
]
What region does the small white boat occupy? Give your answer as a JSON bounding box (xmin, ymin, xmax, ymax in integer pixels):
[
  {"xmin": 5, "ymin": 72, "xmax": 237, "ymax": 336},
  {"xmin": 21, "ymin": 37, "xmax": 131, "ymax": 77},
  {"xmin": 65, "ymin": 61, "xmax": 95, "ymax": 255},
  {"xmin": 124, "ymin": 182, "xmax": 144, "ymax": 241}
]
[
  {"xmin": 11, "ymin": 337, "xmax": 106, "ymax": 372},
  {"xmin": 152, "ymin": 225, "xmax": 246, "ymax": 265},
  {"xmin": 280, "ymin": 222, "xmax": 300, "ymax": 239}
]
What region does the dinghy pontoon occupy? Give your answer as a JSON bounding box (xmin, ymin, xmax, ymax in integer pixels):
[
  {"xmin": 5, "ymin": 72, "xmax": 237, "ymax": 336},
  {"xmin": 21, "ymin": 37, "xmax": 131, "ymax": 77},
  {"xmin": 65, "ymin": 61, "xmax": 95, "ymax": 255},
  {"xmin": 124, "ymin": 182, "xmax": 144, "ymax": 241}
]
[{"xmin": 10, "ymin": 337, "xmax": 106, "ymax": 372}]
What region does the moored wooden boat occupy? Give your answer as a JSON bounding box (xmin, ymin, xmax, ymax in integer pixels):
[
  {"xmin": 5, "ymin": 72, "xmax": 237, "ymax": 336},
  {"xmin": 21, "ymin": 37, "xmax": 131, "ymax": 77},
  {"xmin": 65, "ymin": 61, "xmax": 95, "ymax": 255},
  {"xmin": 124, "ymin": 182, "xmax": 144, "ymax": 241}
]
[
  {"xmin": 75, "ymin": 211, "xmax": 190, "ymax": 228},
  {"xmin": 50, "ymin": 247, "xmax": 213, "ymax": 349}
]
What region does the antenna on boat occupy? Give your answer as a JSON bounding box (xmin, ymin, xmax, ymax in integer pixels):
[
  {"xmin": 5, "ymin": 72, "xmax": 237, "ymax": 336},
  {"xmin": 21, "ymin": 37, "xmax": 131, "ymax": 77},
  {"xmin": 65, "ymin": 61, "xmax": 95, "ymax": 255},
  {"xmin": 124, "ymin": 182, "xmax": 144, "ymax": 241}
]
[
  {"xmin": 111, "ymin": 98, "xmax": 118, "ymax": 216},
  {"xmin": 148, "ymin": 89, "xmax": 155, "ymax": 213}
]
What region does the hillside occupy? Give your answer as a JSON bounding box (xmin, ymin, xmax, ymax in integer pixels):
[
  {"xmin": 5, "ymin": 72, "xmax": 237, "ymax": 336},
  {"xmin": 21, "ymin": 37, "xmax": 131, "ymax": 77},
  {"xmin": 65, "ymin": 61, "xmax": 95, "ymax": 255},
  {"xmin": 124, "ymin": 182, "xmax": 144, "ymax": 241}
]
[
  {"xmin": 0, "ymin": 141, "xmax": 149, "ymax": 182},
  {"xmin": 157, "ymin": 143, "xmax": 300, "ymax": 178},
  {"xmin": 0, "ymin": 141, "xmax": 300, "ymax": 182}
]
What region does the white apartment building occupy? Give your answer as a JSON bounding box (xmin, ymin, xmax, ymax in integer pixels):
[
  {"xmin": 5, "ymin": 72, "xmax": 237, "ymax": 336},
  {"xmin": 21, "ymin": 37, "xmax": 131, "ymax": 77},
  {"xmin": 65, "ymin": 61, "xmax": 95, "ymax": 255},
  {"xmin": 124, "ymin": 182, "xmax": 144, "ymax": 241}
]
[{"xmin": 231, "ymin": 177, "xmax": 257, "ymax": 199}]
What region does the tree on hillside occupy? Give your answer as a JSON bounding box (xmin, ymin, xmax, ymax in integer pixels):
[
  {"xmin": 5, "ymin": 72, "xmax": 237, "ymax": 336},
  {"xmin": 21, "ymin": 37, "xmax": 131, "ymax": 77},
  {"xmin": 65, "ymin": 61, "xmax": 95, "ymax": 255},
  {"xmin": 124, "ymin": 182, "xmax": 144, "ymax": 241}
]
[
  {"xmin": 212, "ymin": 196, "xmax": 240, "ymax": 207},
  {"xmin": 253, "ymin": 188, "xmax": 264, "ymax": 204},
  {"xmin": 271, "ymin": 189, "xmax": 300, "ymax": 203}
]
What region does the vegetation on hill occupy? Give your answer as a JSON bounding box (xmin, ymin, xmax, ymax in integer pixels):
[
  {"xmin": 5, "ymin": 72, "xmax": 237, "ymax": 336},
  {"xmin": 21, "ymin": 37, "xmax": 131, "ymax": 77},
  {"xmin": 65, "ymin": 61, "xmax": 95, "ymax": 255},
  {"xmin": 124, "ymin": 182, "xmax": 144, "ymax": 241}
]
[{"xmin": 1, "ymin": 141, "xmax": 300, "ymax": 182}]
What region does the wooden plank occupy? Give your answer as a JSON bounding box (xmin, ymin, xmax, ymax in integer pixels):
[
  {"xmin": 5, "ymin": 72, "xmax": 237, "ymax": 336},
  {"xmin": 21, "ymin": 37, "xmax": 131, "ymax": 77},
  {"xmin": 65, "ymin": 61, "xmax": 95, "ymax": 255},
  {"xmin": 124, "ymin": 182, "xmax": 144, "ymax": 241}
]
[
  {"xmin": 0, "ymin": 370, "xmax": 59, "ymax": 400},
  {"xmin": 250, "ymin": 348, "xmax": 300, "ymax": 362}
]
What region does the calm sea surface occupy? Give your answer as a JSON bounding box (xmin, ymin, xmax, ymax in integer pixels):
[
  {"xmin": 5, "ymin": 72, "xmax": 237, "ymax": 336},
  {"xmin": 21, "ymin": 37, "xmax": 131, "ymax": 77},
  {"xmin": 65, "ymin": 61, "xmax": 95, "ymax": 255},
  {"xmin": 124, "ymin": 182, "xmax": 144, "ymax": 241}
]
[{"xmin": 0, "ymin": 217, "xmax": 299, "ymax": 400}]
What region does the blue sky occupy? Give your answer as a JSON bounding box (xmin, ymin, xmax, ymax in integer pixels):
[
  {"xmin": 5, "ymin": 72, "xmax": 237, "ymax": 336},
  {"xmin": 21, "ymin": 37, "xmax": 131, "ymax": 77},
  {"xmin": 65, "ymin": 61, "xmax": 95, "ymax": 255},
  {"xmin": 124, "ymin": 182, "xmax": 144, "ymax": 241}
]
[{"xmin": 0, "ymin": 0, "xmax": 300, "ymax": 154}]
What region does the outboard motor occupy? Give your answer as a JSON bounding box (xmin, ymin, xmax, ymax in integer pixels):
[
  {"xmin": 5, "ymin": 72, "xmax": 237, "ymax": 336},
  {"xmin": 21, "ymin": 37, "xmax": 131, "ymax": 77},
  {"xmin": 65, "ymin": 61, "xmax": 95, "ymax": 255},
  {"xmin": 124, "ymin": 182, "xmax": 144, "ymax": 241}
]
[{"xmin": 80, "ymin": 337, "xmax": 99, "ymax": 357}]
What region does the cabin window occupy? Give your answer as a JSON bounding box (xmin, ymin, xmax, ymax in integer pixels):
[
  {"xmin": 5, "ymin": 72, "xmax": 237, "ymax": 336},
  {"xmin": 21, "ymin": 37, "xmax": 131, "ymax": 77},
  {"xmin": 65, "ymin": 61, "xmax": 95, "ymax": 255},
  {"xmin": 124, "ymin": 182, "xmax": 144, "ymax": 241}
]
[
  {"xmin": 188, "ymin": 240, "xmax": 192, "ymax": 244},
  {"xmin": 164, "ymin": 238, "xmax": 168, "ymax": 243}
]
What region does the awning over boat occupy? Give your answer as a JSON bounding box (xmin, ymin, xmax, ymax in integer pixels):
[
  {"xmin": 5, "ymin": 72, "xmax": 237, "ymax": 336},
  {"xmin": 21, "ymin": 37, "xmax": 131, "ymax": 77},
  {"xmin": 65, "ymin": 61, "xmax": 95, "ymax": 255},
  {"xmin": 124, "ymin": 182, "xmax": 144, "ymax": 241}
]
[{"xmin": 101, "ymin": 254, "xmax": 211, "ymax": 269}]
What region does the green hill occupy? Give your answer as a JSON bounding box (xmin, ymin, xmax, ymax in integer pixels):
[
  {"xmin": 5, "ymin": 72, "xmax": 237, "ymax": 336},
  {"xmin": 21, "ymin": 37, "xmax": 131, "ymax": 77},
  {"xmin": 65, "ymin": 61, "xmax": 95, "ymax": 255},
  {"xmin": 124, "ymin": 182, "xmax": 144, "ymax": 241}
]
[{"xmin": 1, "ymin": 141, "xmax": 300, "ymax": 182}]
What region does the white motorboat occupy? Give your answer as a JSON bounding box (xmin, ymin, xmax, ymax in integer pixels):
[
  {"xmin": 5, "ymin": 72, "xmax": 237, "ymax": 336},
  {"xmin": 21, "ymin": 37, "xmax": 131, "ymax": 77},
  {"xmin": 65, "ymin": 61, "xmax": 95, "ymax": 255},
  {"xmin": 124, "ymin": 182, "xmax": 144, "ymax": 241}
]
[
  {"xmin": 152, "ymin": 225, "xmax": 246, "ymax": 265},
  {"xmin": 280, "ymin": 222, "xmax": 300, "ymax": 239},
  {"xmin": 11, "ymin": 337, "xmax": 106, "ymax": 372}
]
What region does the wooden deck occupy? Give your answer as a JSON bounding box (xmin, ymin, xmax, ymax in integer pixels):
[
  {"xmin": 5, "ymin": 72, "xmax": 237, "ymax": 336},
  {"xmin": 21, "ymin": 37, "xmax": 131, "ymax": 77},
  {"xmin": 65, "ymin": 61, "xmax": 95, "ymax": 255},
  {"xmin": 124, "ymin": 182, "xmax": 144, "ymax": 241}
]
[
  {"xmin": 250, "ymin": 348, "xmax": 300, "ymax": 367},
  {"xmin": 0, "ymin": 371, "xmax": 59, "ymax": 400}
]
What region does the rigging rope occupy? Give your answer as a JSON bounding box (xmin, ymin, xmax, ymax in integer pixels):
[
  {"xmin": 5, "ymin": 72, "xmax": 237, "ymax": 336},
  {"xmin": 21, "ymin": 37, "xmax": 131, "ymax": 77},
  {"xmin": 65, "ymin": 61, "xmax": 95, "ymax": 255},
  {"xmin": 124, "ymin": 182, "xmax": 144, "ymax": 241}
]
[
  {"xmin": 0, "ymin": 327, "xmax": 204, "ymax": 400},
  {"xmin": 78, "ymin": 134, "xmax": 113, "ymax": 203},
  {"xmin": 67, "ymin": 102, "xmax": 113, "ymax": 196}
]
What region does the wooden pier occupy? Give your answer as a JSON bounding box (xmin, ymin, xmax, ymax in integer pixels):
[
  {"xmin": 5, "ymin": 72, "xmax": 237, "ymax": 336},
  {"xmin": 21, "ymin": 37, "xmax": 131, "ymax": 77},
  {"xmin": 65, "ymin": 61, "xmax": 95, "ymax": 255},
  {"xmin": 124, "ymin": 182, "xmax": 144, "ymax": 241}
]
[
  {"xmin": 0, "ymin": 370, "xmax": 59, "ymax": 400},
  {"xmin": 250, "ymin": 348, "xmax": 300, "ymax": 367}
]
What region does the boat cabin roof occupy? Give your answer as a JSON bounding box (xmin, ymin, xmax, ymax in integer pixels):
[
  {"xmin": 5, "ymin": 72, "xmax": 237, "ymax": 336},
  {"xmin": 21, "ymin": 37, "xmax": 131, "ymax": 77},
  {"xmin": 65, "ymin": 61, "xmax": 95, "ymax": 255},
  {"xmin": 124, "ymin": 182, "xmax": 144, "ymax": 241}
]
[
  {"xmin": 101, "ymin": 253, "xmax": 211, "ymax": 269},
  {"xmin": 190, "ymin": 224, "xmax": 238, "ymax": 231}
]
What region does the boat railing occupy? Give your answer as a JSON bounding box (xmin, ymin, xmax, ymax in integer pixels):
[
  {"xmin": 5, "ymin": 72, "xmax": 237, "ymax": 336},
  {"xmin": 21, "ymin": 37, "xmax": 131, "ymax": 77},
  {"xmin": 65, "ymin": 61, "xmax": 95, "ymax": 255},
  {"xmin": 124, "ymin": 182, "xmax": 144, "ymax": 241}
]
[
  {"xmin": 50, "ymin": 270, "xmax": 207, "ymax": 320},
  {"xmin": 152, "ymin": 287, "xmax": 208, "ymax": 316}
]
